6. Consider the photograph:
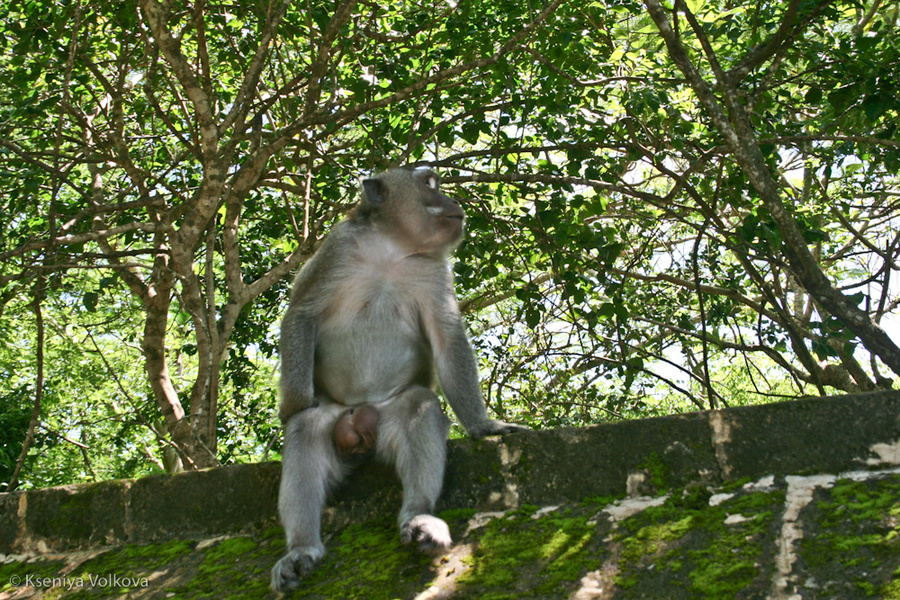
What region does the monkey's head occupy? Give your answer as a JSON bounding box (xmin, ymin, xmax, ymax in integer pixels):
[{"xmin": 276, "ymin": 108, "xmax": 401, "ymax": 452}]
[{"xmin": 355, "ymin": 168, "xmax": 465, "ymax": 256}]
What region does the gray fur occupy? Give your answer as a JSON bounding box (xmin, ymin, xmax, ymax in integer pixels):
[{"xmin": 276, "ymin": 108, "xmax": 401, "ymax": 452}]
[{"xmin": 271, "ymin": 168, "xmax": 527, "ymax": 592}]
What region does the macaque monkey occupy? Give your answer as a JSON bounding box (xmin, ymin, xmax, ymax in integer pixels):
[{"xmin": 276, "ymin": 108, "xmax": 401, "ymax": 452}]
[{"xmin": 271, "ymin": 167, "xmax": 528, "ymax": 592}]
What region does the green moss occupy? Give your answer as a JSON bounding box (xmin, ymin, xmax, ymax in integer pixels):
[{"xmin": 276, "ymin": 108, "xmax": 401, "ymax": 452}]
[
  {"xmin": 454, "ymin": 505, "xmax": 600, "ymax": 599},
  {"xmin": 883, "ymin": 574, "xmax": 900, "ymax": 599},
  {"xmin": 295, "ymin": 517, "xmax": 433, "ymax": 600},
  {"xmin": 580, "ymin": 494, "xmax": 621, "ymax": 507},
  {"xmin": 205, "ymin": 536, "xmax": 259, "ymax": 559},
  {"xmin": 671, "ymin": 485, "xmax": 714, "ymax": 511},
  {"xmin": 614, "ymin": 488, "xmax": 781, "ymax": 598},
  {"xmin": 0, "ymin": 559, "xmax": 66, "ymax": 594},
  {"xmin": 620, "ymin": 514, "xmax": 694, "ymax": 567},
  {"xmin": 799, "ymin": 476, "xmax": 900, "ymax": 596},
  {"xmin": 75, "ymin": 539, "xmax": 195, "ymax": 579},
  {"xmin": 182, "ymin": 536, "xmax": 272, "ymax": 599},
  {"xmin": 636, "ymin": 453, "xmax": 671, "ymax": 491},
  {"xmin": 47, "ymin": 539, "xmax": 196, "ymax": 599},
  {"xmin": 41, "ymin": 534, "xmax": 277, "ymax": 599},
  {"xmin": 717, "ymin": 477, "xmax": 754, "ymax": 493},
  {"xmin": 438, "ymin": 507, "xmax": 479, "ymax": 521}
]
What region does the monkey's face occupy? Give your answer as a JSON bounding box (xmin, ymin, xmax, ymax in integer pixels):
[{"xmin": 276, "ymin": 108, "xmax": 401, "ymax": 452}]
[
  {"xmin": 420, "ymin": 172, "xmax": 465, "ymax": 248},
  {"xmin": 360, "ymin": 168, "xmax": 466, "ymax": 256}
]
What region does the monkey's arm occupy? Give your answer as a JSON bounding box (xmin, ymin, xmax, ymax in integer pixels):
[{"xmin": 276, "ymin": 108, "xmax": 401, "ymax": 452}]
[
  {"xmin": 279, "ymin": 308, "xmax": 317, "ymax": 423},
  {"xmin": 278, "ymin": 229, "xmax": 352, "ymax": 423},
  {"xmin": 427, "ymin": 305, "xmax": 529, "ymax": 439}
]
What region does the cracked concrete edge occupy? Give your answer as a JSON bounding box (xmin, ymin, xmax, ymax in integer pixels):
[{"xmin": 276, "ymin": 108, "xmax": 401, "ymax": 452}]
[{"xmin": 708, "ymin": 409, "xmax": 734, "ymax": 479}]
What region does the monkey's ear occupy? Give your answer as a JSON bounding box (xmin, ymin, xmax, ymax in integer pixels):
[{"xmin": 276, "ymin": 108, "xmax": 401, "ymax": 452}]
[{"xmin": 362, "ymin": 177, "xmax": 388, "ymax": 205}]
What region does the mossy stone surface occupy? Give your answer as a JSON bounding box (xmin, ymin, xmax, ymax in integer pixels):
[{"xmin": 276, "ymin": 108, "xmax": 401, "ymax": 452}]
[
  {"xmin": 796, "ymin": 476, "xmax": 900, "ymax": 598},
  {"xmin": 5, "ymin": 474, "xmax": 900, "ymax": 599},
  {"xmin": 4, "ymin": 391, "xmax": 900, "ymax": 598}
]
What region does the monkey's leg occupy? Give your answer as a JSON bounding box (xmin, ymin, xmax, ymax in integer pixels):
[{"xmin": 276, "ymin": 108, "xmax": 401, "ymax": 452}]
[
  {"xmin": 376, "ymin": 387, "xmax": 453, "ymax": 552},
  {"xmin": 271, "ymin": 402, "xmax": 345, "ymax": 592}
]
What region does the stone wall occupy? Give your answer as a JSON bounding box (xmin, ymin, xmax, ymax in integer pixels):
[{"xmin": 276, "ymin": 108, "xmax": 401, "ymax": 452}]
[{"xmin": 3, "ymin": 390, "xmax": 899, "ymax": 555}]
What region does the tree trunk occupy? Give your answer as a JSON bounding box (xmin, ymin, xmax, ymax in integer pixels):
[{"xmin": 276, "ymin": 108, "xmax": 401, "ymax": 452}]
[
  {"xmin": 6, "ymin": 288, "xmax": 45, "ymax": 491},
  {"xmin": 142, "ymin": 285, "xmax": 198, "ymax": 470}
]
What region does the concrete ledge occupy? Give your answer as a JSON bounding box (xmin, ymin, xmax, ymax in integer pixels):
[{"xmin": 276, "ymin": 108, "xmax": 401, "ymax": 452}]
[
  {"xmin": 2, "ymin": 390, "xmax": 898, "ymax": 555},
  {"xmin": 711, "ymin": 392, "xmax": 900, "ymax": 478}
]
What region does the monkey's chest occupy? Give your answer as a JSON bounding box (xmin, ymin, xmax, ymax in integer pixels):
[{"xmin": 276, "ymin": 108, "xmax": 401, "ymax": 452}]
[
  {"xmin": 314, "ymin": 274, "xmax": 433, "ymax": 405},
  {"xmin": 328, "ymin": 266, "xmax": 425, "ymax": 325}
]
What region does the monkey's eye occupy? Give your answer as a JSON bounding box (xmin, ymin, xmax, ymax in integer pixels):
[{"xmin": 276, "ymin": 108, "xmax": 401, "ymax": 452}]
[{"xmin": 426, "ymin": 176, "xmax": 438, "ymax": 190}]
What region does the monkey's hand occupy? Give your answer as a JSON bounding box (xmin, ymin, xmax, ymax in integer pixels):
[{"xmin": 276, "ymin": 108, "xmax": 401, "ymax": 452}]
[
  {"xmin": 467, "ymin": 419, "xmax": 531, "ymax": 439},
  {"xmin": 271, "ymin": 544, "xmax": 325, "ymax": 592},
  {"xmin": 401, "ymin": 515, "xmax": 452, "ymax": 553}
]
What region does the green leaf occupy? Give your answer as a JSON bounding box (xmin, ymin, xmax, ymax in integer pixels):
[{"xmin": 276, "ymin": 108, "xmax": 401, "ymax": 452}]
[{"xmin": 83, "ymin": 292, "xmax": 99, "ymax": 312}]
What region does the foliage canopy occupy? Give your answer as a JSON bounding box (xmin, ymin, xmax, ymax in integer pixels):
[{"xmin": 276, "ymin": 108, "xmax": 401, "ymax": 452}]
[{"xmin": 0, "ymin": 0, "xmax": 898, "ymax": 488}]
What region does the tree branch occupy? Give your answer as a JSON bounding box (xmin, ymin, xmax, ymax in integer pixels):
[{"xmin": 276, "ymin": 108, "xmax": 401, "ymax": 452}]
[{"xmin": 645, "ymin": 0, "xmax": 900, "ymax": 377}]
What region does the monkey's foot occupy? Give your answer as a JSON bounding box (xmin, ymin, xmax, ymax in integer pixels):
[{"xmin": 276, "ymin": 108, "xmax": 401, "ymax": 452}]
[
  {"xmin": 270, "ymin": 545, "xmax": 325, "ymax": 592},
  {"xmin": 400, "ymin": 514, "xmax": 452, "ymax": 553}
]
